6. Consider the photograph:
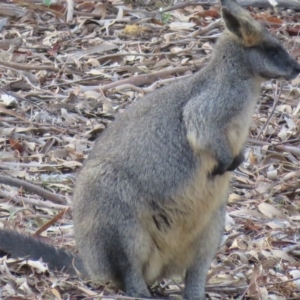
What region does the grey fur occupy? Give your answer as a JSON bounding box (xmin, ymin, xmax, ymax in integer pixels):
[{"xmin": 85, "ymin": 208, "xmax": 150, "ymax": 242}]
[
  {"xmin": 0, "ymin": 1, "xmax": 299, "ymax": 299},
  {"xmin": 0, "ymin": 230, "xmax": 87, "ymax": 277}
]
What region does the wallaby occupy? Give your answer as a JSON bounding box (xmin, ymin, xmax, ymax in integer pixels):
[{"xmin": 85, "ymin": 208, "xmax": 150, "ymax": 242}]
[{"xmin": 0, "ymin": 1, "xmax": 299, "ymax": 299}]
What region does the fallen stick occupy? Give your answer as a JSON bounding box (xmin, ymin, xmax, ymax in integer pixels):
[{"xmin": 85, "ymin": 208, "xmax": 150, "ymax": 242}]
[
  {"xmin": 0, "ymin": 175, "xmax": 67, "ymax": 205},
  {"xmin": 98, "ymin": 65, "xmax": 200, "ymax": 93},
  {"xmin": 0, "ymin": 190, "xmax": 69, "ymax": 210},
  {"xmin": 248, "ymin": 138, "xmax": 300, "ymax": 157}
]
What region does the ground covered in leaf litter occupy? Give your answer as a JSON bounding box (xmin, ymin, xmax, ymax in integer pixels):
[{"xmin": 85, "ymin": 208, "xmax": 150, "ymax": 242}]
[{"xmin": 0, "ymin": 0, "xmax": 300, "ymax": 299}]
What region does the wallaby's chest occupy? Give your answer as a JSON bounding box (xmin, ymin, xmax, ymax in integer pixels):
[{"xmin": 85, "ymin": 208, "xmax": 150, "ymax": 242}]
[{"xmin": 226, "ymin": 91, "xmax": 259, "ymax": 156}]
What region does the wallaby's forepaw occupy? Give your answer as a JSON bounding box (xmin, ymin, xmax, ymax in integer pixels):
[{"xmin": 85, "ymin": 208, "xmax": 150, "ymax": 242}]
[
  {"xmin": 211, "ymin": 161, "xmax": 228, "ymax": 176},
  {"xmin": 211, "ymin": 150, "xmax": 244, "ymax": 176},
  {"xmin": 227, "ymin": 151, "xmax": 245, "ymax": 172}
]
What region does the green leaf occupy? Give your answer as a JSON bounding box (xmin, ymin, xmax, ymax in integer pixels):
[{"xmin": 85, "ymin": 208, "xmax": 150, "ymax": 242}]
[{"xmin": 43, "ymin": 0, "xmax": 52, "ymax": 7}]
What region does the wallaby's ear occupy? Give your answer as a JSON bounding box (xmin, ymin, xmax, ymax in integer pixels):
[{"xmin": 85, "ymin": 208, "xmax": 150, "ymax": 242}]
[{"xmin": 221, "ymin": 5, "xmax": 262, "ymax": 47}]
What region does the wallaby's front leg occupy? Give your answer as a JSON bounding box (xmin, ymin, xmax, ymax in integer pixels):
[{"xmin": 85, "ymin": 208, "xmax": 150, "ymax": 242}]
[
  {"xmin": 184, "ymin": 205, "xmax": 226, "ymax": 300},
  {"xmin": 183, "ymin": 98, "xmax": 234, "ymax": 176},
  {"xmin": 227, "ymin": 150, "xmax": 245, "ymax": 172},
  {"xmin": 213, "ymin": 149, "xmax": 245, "ymax": 175},
  {"xmin": 210, "ymin": 134, "xmax": 236, "ymax": 176}
]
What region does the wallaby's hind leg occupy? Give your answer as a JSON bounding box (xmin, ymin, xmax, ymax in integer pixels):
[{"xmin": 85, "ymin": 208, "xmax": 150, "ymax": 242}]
[
  {"xmin": 184, "ymin": 204, "xmax": 226, "ymax": 300},
  {"xmin": 116, "ymin": 227, "xmax": 152, "ymax": 297},
  {"xmin": 80, "ymin": 222, "xmax": 151, "ymax": 297},
  {"xmin": 110, "ymin": 221, "xmax": 152, "ymax": 297},
  {"xmin": 79, "ymin": 225, "xmax": 151, "ymax": 297}
]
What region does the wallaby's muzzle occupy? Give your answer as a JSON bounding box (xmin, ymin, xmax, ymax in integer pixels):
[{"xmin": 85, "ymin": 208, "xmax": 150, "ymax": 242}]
[{"xmin": 287, "ymin": 62, "xmax": 300, "ymax": 80}]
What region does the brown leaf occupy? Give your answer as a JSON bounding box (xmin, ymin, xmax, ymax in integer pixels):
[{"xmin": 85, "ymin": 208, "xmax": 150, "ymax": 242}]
[
  {"xmin": 196, "ymin": 9, "xmax": 220, "ymax": 19},
  {"xmin": 9, "ymin": 138, "xmax": 24, "ymax": 153},
  {"xmin": 34, "ymin": 208, "xmax": 70, "ymax": 236}
]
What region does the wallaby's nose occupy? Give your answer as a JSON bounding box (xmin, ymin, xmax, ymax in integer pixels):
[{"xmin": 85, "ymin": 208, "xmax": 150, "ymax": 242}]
[
  {"xmin": 288, "ymin": 61, "xmax": 300, "ymax": 80},
  {"xmin": 292, "ymin": 63, "xmax": 300, "ymax": 79},
  {"xmin": 295, "ymin": 63, "xmax": 300, "ymax": 74}
]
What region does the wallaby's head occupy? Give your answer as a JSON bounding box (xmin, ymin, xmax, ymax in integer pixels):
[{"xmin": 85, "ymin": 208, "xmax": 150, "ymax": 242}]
[{"xmin": 220, "ymin": 0, "xmax": 300, "ymax": 80}]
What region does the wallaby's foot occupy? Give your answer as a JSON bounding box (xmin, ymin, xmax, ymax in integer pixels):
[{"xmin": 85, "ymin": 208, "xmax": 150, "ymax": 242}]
[
  {"xmin": 126, "ymin": 288, "xmax": 151, "ymax": 299},
  {"xmin": 124, "ymin": 269, "xmax": 151, "ymax": 299},
  {"xmin": 227, "ymin": 150, "xmax": 245, "ymax": 172},
  {"xmin": 184, "ymin": 206, "xmax": 226, "ymax": 300},
  {"xmin": 183, "ymin": 278, "xmax": 206, "ymax": 300},
  {"xmin": 184, "ymin": 295, "xmax": 206, "ymax": 300},
  {"xmin": 184, "ymin": 290, "xmax": 206, "ymax": 300},
  {"xmin": 184, "ymin": 266, "xmax": 206, "ymax": 300}
]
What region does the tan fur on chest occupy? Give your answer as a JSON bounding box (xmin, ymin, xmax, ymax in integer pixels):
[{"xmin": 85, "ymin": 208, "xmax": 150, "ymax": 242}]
[
  {"xmin": 141, "ymin": 161, "xmax": 230, "ymax": 284},
  {"xmin": 226, "ymin": 88, "xmax": 260, "ymax": 156}
]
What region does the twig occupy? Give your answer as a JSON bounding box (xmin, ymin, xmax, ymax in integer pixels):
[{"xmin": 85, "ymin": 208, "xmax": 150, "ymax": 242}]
[
  {"xmin": 98, "ymin": 66, "xmax": 200, "ymax": 93},
  {"xmin": 262, "ymin": 276, "xmax": 300, "ymax": 287},
  {"xmin": 248, "ymin": 138, "xmax": 300, "ymax": 157},
  {"xmin": 0, "ymin": 59, "xmax": 60, "ymax": 72},
  {"xmin": 189, "ymin": 19, "xmax": 222, "ymax": 38},
  {"xmin": 256, "ymin": 81, "xmax": 282, "ymax": 139},
  {"xmin": 0, "ymin": 175, "xmax": 67, "ymax": 205},
  {"xmin": 0, "ymin": 190, "xmax": 69, "ymax": 210},
  {"xmin": 0, "ymin": 60, "xmax": 84, "ymax": 76},
  {"xmin": 274, "ymin": 145, "xmax": 300, "ymax": 157},
  {"xmin": 0, "ymin": 105, "xmax": 27, "ymax": 122},
  {"xmin": 107, "ymin": 84, "xmax": 145, "ymax": 94},
  {"xmin": 107, "ymin": 75, "xmax": 192, "ymax": 94},
  {"xmin": 281, "ymin": 171, "xmax": 300, "ymax": 182},
  {"xmin": 232, "ymin": 183, "xmax": 255, "ymax": 189},
  {"xmin": 142, "ymin": 75, "xmax": 191, "ymax": 93},
  {"xmin": 0, "ymin": 87, "xmax": 43, "ymax": 110},
  {"xmin": 65, "ymin": 0, "xmax": 74, "ymax": 22},
  {"xmin": 34, "ymin": 208, "xmax": 70, "ymax": 236},
  {"xmin": 0, "ymin": 162, "xmax": 81, "ymax": 169}
]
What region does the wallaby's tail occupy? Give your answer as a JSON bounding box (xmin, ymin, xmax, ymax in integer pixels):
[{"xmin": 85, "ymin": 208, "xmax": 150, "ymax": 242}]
[{"xmin": 0, "ymin": 230, "xmax": 87, "ymax": 277}]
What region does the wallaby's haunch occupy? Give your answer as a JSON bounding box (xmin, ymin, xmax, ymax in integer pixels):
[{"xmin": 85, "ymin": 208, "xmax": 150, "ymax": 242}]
[{"xmin": 1, "ymin": 0, "xmax": 300, "ymax": 299}]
